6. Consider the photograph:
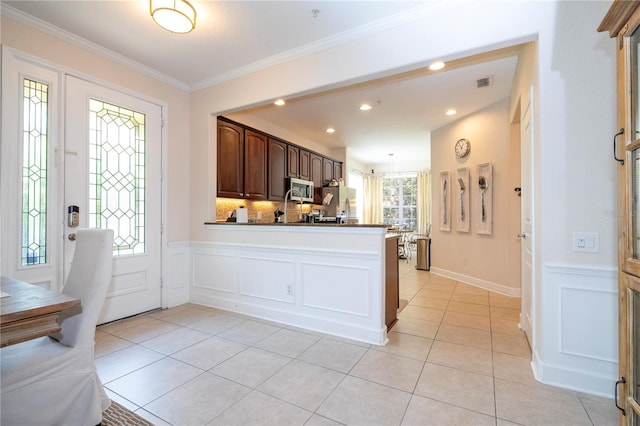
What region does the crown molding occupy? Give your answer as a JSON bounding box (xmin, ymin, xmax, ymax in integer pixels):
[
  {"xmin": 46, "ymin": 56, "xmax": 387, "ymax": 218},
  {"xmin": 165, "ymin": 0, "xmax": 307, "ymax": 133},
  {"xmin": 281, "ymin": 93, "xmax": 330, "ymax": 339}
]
[{"xmin": 1, "ymin": 4, "xmax": 190, "ymax": 92}]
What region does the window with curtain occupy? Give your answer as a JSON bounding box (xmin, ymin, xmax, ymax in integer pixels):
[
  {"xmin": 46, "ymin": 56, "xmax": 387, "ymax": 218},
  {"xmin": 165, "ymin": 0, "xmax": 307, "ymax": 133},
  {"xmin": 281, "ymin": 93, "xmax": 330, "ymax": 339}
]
[{"xmin": 383, "ymin": 173, "xmax": 417, "ymax": 229}]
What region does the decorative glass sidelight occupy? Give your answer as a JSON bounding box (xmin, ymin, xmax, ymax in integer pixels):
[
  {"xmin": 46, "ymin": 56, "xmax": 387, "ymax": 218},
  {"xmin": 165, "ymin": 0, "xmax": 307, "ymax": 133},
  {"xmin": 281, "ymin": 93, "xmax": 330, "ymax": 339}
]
[
  {"xmin": 21, "ymin": 79, "xmax": 49, "ymax": 265},
  {"xmin": 88, "ymin": 99, "xmax": 146, "ymax": 255}
]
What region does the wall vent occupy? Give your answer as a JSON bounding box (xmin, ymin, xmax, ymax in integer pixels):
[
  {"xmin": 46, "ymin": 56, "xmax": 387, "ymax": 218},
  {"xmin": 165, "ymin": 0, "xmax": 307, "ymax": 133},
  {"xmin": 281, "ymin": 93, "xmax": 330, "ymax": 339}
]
[{"xmin": 476, "ymin": 76, "xmax": 493, "ymax": 88}]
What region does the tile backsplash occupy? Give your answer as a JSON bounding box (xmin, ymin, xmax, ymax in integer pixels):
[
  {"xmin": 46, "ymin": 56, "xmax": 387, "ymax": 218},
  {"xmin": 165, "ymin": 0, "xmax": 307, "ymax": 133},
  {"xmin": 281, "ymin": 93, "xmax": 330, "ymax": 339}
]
[{"xmin": 216, "ymin": 198, "xmax": 313, "ymax": 223}]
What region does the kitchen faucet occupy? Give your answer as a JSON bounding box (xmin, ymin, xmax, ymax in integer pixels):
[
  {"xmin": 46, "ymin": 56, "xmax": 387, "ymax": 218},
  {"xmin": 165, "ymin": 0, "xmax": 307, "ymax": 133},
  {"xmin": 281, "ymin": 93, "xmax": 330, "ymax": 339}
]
[{"xmin": 283, "ymin": 188, "xmax": 303, "ymax": 223}]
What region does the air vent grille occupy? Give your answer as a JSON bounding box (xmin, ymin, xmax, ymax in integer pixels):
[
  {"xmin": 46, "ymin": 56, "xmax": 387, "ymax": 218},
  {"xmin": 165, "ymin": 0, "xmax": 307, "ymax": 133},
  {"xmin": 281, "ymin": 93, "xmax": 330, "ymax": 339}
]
[{"xmin": 476, "ymin": 76, "xmax": 493, "ymax": 88}]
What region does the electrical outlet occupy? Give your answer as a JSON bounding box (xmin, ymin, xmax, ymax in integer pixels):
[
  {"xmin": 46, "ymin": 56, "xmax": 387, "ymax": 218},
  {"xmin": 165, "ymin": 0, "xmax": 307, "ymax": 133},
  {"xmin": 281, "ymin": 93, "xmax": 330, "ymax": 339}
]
[
  {"xmin": 462, "ymin": 257, "xmax": 469, "ymax": 265},
  {"xmin": 573, "ymin": 232, "xmax": 599, "ymax": 253},
  {"xmin": 257, "ymin": 211, "xmax": 262, "ymax": 220}
]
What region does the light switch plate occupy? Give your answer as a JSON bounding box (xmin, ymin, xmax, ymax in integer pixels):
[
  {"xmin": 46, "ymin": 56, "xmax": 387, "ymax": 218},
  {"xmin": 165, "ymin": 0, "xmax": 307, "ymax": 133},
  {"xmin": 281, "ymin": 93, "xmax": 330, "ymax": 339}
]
[{"xmin": 573, "ymin": 232, "xmax": 599, "ymax": 253}]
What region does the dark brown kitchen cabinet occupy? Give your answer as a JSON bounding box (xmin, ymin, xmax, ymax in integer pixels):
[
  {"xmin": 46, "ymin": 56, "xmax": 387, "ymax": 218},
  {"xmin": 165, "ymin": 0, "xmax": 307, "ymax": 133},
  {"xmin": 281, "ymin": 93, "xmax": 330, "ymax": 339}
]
[
  {"xmin": 323, "ymin": 157, "xmax": 334, "ymax": 184},
  {"xmin": 268, "ymin": 138, "xmax": 287, "ymax": 201},
  {"xmin": 217, "ymin": 120, "xmax": 244, "ymax": 198},
  {"xmin": 310, "ymin": 153, "xmax": 323, "ymax": 202},
  {"xmin": 334, "ymin": 161, "xmax": 343, "ymax": 181},
  {"xmin": 299, "ymin": 149, "xmax": 311, "ymax": 180},
  {"xmin": 287, "ymin": 145, "xmax": 299, "ymax": 178},
  {"xmin": 243, "ymin": 130, "xmax": 268, "ymax": 200},
  {"xmin": 385, "ymin": 235, "xmax": 399, "ymax": 329}
]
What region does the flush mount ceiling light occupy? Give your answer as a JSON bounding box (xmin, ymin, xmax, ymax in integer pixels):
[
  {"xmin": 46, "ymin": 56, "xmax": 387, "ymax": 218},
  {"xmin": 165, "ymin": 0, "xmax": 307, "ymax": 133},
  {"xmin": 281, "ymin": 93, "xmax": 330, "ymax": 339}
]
[
  {"xmin": 274, "ymin": 99, "xmax": 286, "ymax": 106},
  {"xmin": 326, "ymin": 127, "xmax": 336, "ymax": 133},
  {"xmin": 359, "ymin": 103, "xmax": 372, "ymax": 111},
  {"xmin": 446, "ymin": 109, "xmax": 457, "ymax": 116},
  {"xmin": 150, "ymin": 0, "xmax": 196, "ymax": 34}
]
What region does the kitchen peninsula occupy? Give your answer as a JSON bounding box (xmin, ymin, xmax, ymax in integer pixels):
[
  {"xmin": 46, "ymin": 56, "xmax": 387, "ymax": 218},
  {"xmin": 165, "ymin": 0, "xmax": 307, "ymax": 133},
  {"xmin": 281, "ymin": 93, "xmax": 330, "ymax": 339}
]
[{"xmin": 196, "ymin": 222, "xmax": 397, "ymax": 345}]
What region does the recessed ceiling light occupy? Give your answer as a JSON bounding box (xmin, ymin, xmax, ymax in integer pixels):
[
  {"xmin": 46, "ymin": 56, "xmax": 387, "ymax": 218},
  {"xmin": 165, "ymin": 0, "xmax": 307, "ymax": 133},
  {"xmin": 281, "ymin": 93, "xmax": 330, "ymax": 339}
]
[
  {"xmin": 429, "ymin": 61, "xmax": 445, "ymax": 71},
  {"xmin": 359, "ymin": 104, "xmax": 372, "ymax": 111},
  {"xmin": 274, "ymin": 99, "xmax": 285, "ymax": 106},
  {"xmin": 446, "ymin": 109, "xmax": 457, "ymax": 116},
  {"xmin": 326, "ymin": 128, "xmax": 336, "ymax": 133}
]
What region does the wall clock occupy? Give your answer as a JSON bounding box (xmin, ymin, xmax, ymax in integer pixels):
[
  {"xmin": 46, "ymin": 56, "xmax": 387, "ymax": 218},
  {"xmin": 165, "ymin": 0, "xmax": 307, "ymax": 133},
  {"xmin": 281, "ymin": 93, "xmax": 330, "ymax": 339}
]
[{"xmin": 455, "ymin": 138, "xmax": 471, "ymax": 158}]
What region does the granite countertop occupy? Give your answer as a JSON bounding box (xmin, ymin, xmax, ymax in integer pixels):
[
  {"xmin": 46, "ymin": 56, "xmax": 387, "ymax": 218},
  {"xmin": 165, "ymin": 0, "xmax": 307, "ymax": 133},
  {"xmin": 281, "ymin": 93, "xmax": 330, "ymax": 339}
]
[{"xmin": 204, "ymin": 221, "xmax": 388, "ymax": 228}]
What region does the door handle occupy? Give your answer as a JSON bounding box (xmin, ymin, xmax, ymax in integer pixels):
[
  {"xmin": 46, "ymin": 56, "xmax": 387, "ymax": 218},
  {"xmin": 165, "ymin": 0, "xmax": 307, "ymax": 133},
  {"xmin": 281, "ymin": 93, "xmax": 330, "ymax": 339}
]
[
  {"xmin": 68, "ymin": 233, "xmax": 76, "ymax": 241},
  {"xmin": 517, "ymin": 233, "xmax": 527, "ymax": 239},
  {"xmin": 615, "ymin": 377, "xmax": 626, "ymax": 415}
]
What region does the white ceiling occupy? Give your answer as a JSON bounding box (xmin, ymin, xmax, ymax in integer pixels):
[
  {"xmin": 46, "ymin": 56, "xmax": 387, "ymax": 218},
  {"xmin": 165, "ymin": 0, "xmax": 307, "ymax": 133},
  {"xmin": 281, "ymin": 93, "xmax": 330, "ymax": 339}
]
[{"xmin": 3, "ymin": 0, "xmax": 521, "ymax": 170}]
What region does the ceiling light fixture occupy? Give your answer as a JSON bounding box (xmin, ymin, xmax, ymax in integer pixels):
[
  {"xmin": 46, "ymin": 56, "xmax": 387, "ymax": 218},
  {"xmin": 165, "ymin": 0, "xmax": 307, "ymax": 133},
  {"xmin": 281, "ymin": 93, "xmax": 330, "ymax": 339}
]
[
  {"xmin": 428, "ymin": 61, "xmax": 445, "ymax": 71},
  {"xmin": 446, "ymin": 109, "xmax": 457, "ymax": 116},
  {"xmin": 326, "ymin": 128, "xmax": 335, "ymax": 133},
  {"xmin": 150, "ymin": 0, "xmax": 197, "ymax": 34},
  {"xmin": 360, "ymin": 104, "xmax": 372, "ymax": 111},
  {"xmin": 274, "ymin": 99, "xmax": 286, "ymax": 106}
]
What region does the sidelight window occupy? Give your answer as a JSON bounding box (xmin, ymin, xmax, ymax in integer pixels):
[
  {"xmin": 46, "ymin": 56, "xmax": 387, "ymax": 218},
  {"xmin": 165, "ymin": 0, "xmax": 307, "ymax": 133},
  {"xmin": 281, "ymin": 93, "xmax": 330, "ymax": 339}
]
[{"xmin": 383, "ymin": 174, "xmax": 417, "ymax": 229}]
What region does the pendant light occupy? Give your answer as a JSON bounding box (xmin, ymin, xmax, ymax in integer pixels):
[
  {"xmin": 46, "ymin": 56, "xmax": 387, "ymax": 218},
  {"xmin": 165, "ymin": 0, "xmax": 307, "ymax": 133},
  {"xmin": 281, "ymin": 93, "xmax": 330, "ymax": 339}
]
[{"xmin": 150, "ymin": 0, "xmax": 196, "ymax": 34}]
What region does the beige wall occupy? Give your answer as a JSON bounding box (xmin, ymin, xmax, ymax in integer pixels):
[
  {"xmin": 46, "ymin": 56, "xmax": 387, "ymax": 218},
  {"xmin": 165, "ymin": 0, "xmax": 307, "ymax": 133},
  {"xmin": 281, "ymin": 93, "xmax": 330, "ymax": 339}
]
[
  {"xmin": 1, "ymin": 16, "xmax": 191, "ymax": 243},
  {"xmin": 431, "ymin": 99, "xmax": 521, "ymax": 291}
]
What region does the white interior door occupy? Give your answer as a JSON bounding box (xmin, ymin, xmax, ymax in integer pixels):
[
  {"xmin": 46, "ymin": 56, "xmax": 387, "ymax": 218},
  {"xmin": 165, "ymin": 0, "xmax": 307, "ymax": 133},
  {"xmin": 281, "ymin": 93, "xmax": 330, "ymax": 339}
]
[
  {"xmin": 520, "ymin": 88, "xmax": 534, "ymax": 348},
  {"xmin": 65, "ymin": 76, "xmax": 162, "ymax": 324}
]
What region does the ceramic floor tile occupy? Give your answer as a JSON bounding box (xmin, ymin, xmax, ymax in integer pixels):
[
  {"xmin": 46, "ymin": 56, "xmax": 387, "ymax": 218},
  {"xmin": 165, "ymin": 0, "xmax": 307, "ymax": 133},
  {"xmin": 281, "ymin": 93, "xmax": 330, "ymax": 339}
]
[
  {"xmin": 449, "ymin": 292, "xmax": 490, "ymax": 306},
  {"xmin": 427, "ymin": 340, "xmax": 493, "ymax": 376},
  {"xmin": 211, "ymin": 347, "xmax": 291, "ymax": 387},
  {"xmin": 454, "ymin": 283, "xmax": 489, "ymax": 295},
  {"xmin": 408, "ymin": 295, "xmax": 450, "ymax": 310},
  {"xmin": 491, "ymin": 317, "xmax": 525, "ymax": 337},
  {"xmin": 171, "ymin": 336, "xmax": 247, "ymax": 370},
  {"xmin": 415, "ymin": 288, "xmax": 454, "ymax": 301},
  {"xmin": 392, "ymin": 317, "xmax": 440, "ymax": 339},
  {"xmin": 491, "ymin": 306, "xmax": 521, "ymax": 321},
  {"xmin": 95, "ymin": 330, "xmax": 133, "ymax": 358},
  {"xmin": 495, "ymin": 378, "xmax": 593, "ymax": 425},
  {"xmin": 577, "ymin": 392, "xmax": 619, "ymax": 426},
  {"xmin": 104, "ymin": 318, "xmax": 179, "ymax": 343},
  {"xmin": 144, "ymin": 372, "xmax": 250, "ymax": 425},
  {"xmin": 317, "ymin": 375, "xmax": 411, "ymax": 426},
  {"xmin": 254, "ymin": 328, "xmax": 321, "ymax": 358},
  {"xmin": 492, "ymin": 352, "xmax": 538, "ymax": 387},
  {"xmin": 441, "ymin": 310, "xmax": 491, "ymax": 331},
  {"xmin": 304, "ymin": 414, "xmax": 344, "ymax": 426},
  {"xmin": 155, "ymin": 304, "xmax": 218, "ymax": 325},
  {"xmin": 492, "ymin": 332, "xmax": 531, "ymax": 357},
  {"xmin": 217, "ymin": 319, "xmax": 281, "ymax": 344},
  {"xmin": 258, "ymin": 360, "xmax": 344, "ymax": 411},
  {"xmin": 402, "ymin": 394, "xmax": 496, "ymax": 426},
  {"xmin": 188, "ymin": 313, "xmax": 247, "ymax": 335},
  {"xmin": 135, "ymin": 409, "xmax": 172, "ymax": 426},
  {"xmin": 209, "ymin": 390, "xmax": 312, "ymax": 426},
  {"xmin": 399, "ymin": 305, "xmax": 445, "ymax": 322},
  {"xmin": 435, "ymin": 323, "xmax": 492, "ymax": 351},
  {"xmin": 97, "ymin": 315, "xmax": 156, "ymax": 334},
  {"xmin": 297, "ymin": 337, "xmax": 368, "ymax": 373},
  {"xmin": 427, "ymin": 276, "xmax": 457, "ymax": 287},
  {"xmin": 350, "ymin": 349, "xmax": 425, "ymax": 392},
  {"xmin": 489, "ymin": 293, "xmax": 521, "ymax": 309},
  {"xmin": 140, "ymin": 326, "xmax": 211, "ymax": 355},
  {"xmin": 373, "ymin": 330, "xmax": 433, "ymax": 361},
  {"xmin": 96, "ymin": 344, "xmax": 165, "ymax": 383},
  {"xmin": 414, "ymin": 362, "xmax": 495, "ymax": 416},
  {"xmin": 106, "ymin": 357, "xmax": 203, "ymax": 406},
  {"xmin": 446, "ymin": 301, "xmax": 490, "ymax": 317}
]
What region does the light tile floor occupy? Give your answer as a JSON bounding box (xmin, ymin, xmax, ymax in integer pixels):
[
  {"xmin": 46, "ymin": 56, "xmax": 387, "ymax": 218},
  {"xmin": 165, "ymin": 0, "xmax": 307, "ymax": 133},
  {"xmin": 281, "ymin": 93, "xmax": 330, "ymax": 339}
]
[{"xmin": 95, "ymin": 261, "xmax": 619, "ymax": 426}]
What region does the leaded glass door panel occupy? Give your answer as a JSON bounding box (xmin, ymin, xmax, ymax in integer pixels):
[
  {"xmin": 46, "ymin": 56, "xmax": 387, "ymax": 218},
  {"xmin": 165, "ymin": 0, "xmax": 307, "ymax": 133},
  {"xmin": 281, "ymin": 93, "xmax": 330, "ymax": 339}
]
[{"xmin": 65, "ymin": 76, "xmax": 162, "ymax": 324}]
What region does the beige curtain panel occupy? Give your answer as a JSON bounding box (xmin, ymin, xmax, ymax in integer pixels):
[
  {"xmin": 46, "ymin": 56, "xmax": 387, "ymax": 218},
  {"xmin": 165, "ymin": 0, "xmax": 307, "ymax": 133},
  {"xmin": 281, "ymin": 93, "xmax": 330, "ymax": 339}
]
[
  {"xmin": 363, "ymin": 174, "xmax": 384, "ymax": 224},
  {"xmin": 417, "ymin": 170, "xmax": 431, "ymax": 235}
]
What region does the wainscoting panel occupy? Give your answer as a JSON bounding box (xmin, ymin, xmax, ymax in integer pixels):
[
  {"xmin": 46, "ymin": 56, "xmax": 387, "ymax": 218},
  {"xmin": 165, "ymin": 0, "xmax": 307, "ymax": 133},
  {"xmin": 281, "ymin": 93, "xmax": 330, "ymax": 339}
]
[
  {"xmin": 536, "ymin": 263, "xmax": 618, "ymax": 397},
  {"xmin": 166, "ymin": 242, "xmax": 190, "ymax": 307},
  {"xmin": 190, "ymin": 226, "xmax": 388, "ymax": 345}
]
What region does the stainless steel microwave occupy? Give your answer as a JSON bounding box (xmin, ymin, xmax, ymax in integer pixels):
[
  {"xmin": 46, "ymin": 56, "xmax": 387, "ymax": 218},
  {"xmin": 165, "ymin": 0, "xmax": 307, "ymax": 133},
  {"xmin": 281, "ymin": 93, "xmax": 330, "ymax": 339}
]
[{"xmin": 287, "ymin": 177, "xmax": 314, "ymax": 203}]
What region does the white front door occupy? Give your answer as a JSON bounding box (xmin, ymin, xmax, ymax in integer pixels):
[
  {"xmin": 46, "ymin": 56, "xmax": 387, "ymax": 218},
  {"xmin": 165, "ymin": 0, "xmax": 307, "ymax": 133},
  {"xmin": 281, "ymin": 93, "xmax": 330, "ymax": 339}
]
[
  {"xmin": 65, "ymin": 76, "xmax": 162, "ymax": 324},
  {"xmin": 520, "ymin": 88, "xmax": 534, "ymax": 348}
]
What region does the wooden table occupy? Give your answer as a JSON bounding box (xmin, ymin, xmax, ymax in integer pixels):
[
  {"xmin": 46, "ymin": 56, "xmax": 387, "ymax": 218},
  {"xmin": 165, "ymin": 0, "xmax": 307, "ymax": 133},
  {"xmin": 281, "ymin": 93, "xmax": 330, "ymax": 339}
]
[{"xmin": 0, "ymin": 276, "xmax": 80, "ymax": 347}]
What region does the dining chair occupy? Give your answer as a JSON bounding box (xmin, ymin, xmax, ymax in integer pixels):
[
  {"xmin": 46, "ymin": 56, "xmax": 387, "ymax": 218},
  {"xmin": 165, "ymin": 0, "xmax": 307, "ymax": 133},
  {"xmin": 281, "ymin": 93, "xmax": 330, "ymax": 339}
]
[{"xmin": 1, "ymin": 228, "xmax": 114, "ymax": 426}]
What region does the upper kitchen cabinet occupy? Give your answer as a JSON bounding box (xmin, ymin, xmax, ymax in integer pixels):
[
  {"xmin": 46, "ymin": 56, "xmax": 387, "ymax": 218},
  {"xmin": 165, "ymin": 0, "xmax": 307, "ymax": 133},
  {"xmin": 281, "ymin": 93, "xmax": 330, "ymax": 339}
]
[
  {"xmin": 334, "ymin": 161, "xmax": 343, "ymax": 181},
  {"xmin": 243, "ymin": 130, "xmax": 268, "ymax": 200},
  {"xmin": 269, "ymin": 138, "xmax": 287, "ymax": 201},
  {"xmin": 299, "ymin": 149, "xmax": 311, "ymax": 180},
  {"xmin": 217, "ymin": 120, "xmax": 244, "ymax": 198},
  {"xmin": 310, "ymin": 153, "xmax": 323, "ymax": 202},
  {"xmin": 287, "ymin": 145, "xmax": 299, "ymax": 178},
  {"xmin": 323, "ymin": 157, "xmax": 334, "ymax": 184}
]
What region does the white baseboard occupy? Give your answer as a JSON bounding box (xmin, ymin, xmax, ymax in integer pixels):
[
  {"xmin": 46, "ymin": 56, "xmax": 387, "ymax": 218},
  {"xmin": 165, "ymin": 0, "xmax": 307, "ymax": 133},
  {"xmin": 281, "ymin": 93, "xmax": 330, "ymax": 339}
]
[{"xmin": 429, "ymin": 267, "xmax": 521, "ymax": 297}]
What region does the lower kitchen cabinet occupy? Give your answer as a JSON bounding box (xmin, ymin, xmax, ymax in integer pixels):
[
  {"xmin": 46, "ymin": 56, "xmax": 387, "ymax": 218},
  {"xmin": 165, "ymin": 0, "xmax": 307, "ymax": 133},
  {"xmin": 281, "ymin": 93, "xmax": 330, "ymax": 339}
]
[{"xmin": 385, "ymin": 235, "xmax": 400, "ymax": 329}]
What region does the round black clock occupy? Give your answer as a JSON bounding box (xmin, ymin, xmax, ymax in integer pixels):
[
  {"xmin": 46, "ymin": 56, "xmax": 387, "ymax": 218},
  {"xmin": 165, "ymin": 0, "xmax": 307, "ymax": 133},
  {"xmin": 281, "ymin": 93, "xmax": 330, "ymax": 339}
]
[{"xmin": 455, "ymin": 138, "xmax": 471, "ymax": 158}]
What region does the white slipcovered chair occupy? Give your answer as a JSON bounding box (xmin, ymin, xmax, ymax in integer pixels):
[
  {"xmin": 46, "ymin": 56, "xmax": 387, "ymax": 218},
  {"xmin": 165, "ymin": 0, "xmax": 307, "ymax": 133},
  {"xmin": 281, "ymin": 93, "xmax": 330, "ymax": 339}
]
[{"xmin": 1, "ymin": 229, "xmax": 114, "ymax": 426}]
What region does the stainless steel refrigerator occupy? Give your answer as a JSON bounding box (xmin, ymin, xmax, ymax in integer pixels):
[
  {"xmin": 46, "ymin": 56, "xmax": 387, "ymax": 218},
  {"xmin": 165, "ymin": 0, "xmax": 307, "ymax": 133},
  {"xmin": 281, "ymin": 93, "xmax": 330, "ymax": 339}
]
[{"xmin": 321, "ymin": 186, "xmax": 357, "ymax": 223}]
